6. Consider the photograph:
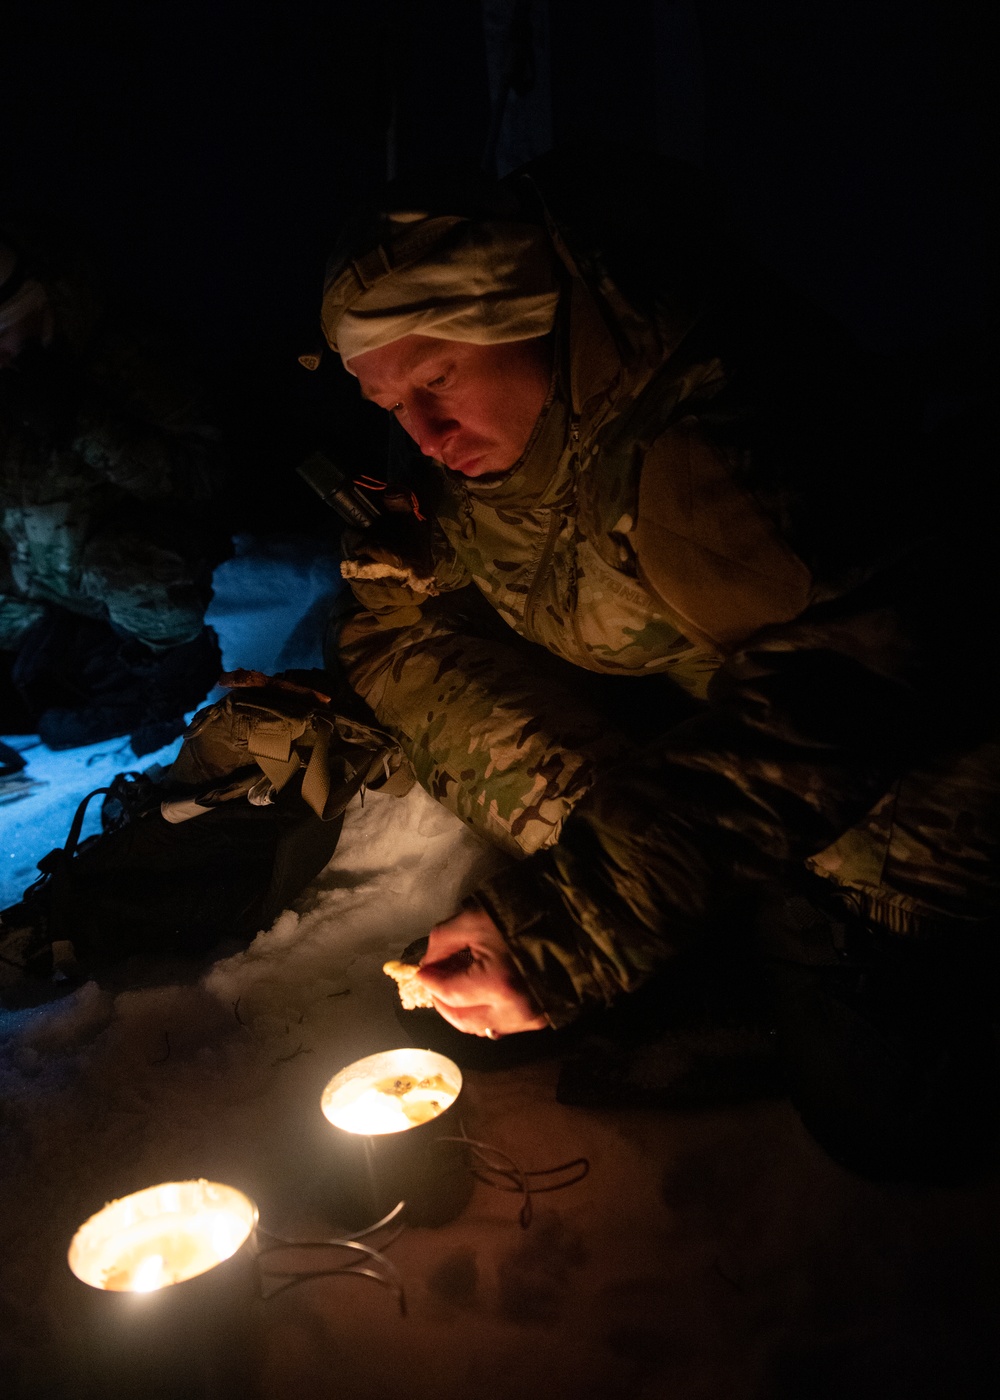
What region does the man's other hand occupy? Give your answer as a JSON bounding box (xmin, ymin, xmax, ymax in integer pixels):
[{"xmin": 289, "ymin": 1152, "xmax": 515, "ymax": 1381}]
[{"xmin": 417, "ymin": 908, "xmax": 548, "ymax": 1038}]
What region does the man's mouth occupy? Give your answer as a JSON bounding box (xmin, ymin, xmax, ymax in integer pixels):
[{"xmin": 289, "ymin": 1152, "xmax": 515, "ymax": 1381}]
[{"xmin": 435, "ymin": 447, "xmax": 519, "ymax": 483}]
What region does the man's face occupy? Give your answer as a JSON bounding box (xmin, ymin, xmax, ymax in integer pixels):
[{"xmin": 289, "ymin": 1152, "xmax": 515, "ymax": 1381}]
[{"xmin": 349, "ymin": 334, "xmax": 553, "ymax": 478}]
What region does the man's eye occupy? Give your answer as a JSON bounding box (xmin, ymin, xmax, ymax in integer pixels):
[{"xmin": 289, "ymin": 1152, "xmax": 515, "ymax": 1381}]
[{"xmin": 427, "ymin": 375, "xmax": 448, "ymax": 389}]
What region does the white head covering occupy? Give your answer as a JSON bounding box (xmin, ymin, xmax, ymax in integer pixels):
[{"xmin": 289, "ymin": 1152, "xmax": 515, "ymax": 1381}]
[{"xmin": 322, "ymin": 215, "xmax": 560, "ymax": 372}]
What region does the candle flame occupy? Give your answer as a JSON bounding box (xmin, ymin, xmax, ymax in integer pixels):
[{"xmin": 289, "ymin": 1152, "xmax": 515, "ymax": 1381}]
[{"xmin": 131, "ymin": 1253, "xmax": 166, "ymax": 1293}]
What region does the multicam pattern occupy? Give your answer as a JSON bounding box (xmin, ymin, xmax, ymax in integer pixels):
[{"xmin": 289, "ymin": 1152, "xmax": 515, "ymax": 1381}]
[
  {"xmin": 341, "ymin": 597, "xmax": 634, "ymax": 854},
  {"xmin": 808, "ymin": 738, "xmax": 1000, "ymax": 931},
  {"xmin": 1, "ymin": 321, "xmax": 224, "ymax": 652}
]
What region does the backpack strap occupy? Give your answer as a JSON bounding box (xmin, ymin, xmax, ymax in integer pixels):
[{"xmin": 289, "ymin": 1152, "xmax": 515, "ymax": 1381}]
[
  {"xmin": 60, "ymin": 785, "xmax": 111, "ymax": 862},
  {"xmin": 300, "ymin": 717, "xmax": 332, "ymax": 818},
  {"xmin": 249, "ymin": 748, "xmax": 304, "ymax": 796},
  {"xmin": 245, "ymin": 711, "xmax": 309, "ymax": 796}
]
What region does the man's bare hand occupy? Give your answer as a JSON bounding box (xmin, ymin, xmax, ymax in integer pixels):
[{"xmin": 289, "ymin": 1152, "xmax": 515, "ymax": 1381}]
[{"xmin": 417, "ymin": 908, "xmax": 548, "ymax": 1038}]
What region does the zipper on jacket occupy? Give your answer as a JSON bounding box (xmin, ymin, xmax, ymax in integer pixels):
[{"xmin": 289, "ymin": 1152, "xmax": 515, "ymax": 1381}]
[
  {"xmin": 523, "ymin": 415, "xmax": 580, "ymax": 635},
  {"xmin": 523, "ymin": 507, "xmax": 563, "ymax": 639}
]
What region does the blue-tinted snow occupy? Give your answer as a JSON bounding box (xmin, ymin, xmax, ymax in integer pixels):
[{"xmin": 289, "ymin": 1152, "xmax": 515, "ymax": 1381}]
[
  {"xmin": 0, "ymin": 535, "xmax": 344, "ymax": 914},
  {"xmin": 207, "ymin": 533, "xmax": 346, "ymax": 677}
]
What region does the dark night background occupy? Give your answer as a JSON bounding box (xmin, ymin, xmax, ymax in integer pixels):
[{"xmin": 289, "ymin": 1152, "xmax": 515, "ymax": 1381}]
[{"xmin": 3, "ymin": 0, "xmax": 993, "ymax": 536}]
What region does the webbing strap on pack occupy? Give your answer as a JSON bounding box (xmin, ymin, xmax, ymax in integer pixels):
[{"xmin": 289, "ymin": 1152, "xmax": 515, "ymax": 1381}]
[
  {"xmin": 252, "ymin": 750, "xmax": 303, "ymax": 797},
  {"xmin": 300, "ymin": 719, "xmax": 332, "ymax": 819},
  {"xmin": 247, "ymin": 711, "xmax": 308, "ymax": 802}
]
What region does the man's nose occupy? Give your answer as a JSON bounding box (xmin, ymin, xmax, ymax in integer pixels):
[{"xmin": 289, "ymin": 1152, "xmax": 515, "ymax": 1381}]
[{"xmin": 407, "ymin": 398, "xmax": 458, "ymax": 458}]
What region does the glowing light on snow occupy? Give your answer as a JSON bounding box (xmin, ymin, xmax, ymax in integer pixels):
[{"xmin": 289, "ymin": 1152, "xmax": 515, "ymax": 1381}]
[
  {"xmin": 68, "ymin": 1180, "xmax": 257, "ymax": 1292},
  {"xmin": 321, "ymin": 1048, "xmax": 461, "ymax": 1135}
]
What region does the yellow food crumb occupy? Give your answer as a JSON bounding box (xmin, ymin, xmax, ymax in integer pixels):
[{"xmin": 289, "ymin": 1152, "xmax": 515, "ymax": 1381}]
[{"xmin": 382, "ymin": 960, "xmax": 435, "ymax": 1010}]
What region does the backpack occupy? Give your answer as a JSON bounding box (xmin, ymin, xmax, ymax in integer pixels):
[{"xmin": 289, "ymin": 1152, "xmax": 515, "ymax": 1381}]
[{"xmin": 0, "ymin": 676, "xmax": 408, "ymax": 1004}]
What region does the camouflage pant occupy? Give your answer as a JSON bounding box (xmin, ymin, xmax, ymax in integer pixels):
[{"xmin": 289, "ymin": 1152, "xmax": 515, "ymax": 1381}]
[
  {"xmin": 340, "ymin": 600, "xmax": 648, "ymax": 853},
  {"xmin": 339, "ymin": 595, "xmax": 1000, "ymax": 935},
  {"xmin": 805, "ymin": 737, "xmax": 1000, "ymax": 932}
]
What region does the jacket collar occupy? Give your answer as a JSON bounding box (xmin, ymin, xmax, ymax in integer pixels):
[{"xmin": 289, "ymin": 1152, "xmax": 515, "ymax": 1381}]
[{"xmin": 445, "ymin": 271, "xmax": 631, "ymax": 509}]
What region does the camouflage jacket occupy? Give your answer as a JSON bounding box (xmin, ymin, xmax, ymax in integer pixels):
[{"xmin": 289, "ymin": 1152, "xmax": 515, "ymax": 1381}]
[
  {"xmin": 337, "ymin": 151, "xmax": 983, "ymax": 1026},
  {"xmin": 1, "ymin": 292, "xmax": 226, "ymax": 652}
]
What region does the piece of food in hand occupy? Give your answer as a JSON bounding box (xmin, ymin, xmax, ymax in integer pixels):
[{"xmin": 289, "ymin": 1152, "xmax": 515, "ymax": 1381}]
[{"xmin": 383, "ymin": 959, "xmax": 435, "ymax": 1010}]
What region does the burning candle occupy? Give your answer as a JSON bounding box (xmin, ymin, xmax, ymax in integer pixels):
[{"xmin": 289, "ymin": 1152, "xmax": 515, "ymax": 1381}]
[
  {"xmin": 68, "ymin": 1180, "xmax": 258, "ymax": 1294},
  {"xmin": 320, "ymin": 1048, "xmax": 462, "ymax": 1136}
]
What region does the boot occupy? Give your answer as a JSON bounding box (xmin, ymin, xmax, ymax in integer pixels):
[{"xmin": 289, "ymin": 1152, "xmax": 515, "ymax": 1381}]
[{"xmin": 757, "ymin": 878, "xmax": 1000, "ymax": 1184}]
